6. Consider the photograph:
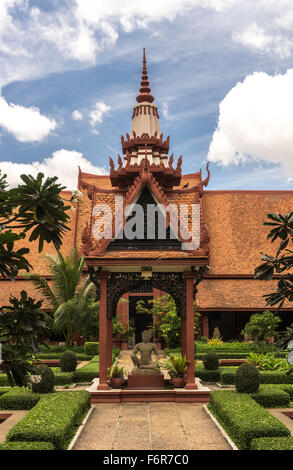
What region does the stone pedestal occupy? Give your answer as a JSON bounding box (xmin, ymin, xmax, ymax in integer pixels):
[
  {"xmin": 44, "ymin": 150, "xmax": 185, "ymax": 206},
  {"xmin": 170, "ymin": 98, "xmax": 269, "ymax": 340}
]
[{"xmin": 127, "ymin": 371, "xmax": 165, "ymax": 389}]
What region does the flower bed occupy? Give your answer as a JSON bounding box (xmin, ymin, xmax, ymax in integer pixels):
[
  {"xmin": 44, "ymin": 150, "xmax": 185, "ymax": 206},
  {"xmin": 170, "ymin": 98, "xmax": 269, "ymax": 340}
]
[
  {"xmin": 5, "ymin": 390, "xmax": 90, "ymax": 450},
  {"xmin": 209, "ymin": 390, "xmax": 290, "ymax": 449}
]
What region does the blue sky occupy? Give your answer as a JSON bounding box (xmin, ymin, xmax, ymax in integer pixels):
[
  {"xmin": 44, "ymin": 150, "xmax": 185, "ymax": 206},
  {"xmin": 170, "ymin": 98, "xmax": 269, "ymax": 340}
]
[{"xmin": 1, "ymin": 0, "xmax": 293, "ymax": 189}]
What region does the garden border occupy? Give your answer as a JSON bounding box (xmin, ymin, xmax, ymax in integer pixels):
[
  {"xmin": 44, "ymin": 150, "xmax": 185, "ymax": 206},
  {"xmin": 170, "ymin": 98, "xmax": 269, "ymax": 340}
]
[
  {"xmin": 67, "ymin": 405, "xmax": 95, "ymax": 450},
  {"xmin": 203, "ymin": 405, "xmax": 238, "ymax": 450}
]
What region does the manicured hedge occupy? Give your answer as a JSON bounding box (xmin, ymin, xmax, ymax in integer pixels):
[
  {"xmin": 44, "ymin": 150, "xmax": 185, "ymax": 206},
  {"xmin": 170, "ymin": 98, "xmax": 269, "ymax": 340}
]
[
  {"xmin": 219, "ymin": 368, "xmax": 293, "ymax": 385},
  {"xmin": 209, "ymin": 390, "xmax": 290, "ymax": 449},
  {"xmin": 52, "ymin": 368, "xmax": 75, "ymax": 385},
  {"xmin": 196, "ymin": 352, "xmax": 249, "ymax": 360},
  {"xmin": 260, "ymin": 371, "xmax": 293, "ymax": 384},
  {"xmin": 195, "ymin": 369, "xmax": 220, "ymax": 382},
  {"xmin": 40, "ymin": 345, "xmax": 85, "ymax": 353},
  {"xmin": 0, "ymin": 387, "xmax": 11, "ymax": 396},
  {"xmin": 0, "ymin": 387, "xmax": 40, "ymax": 410},
  {"xmin": 38, "ymin": 353, "xmax": 91, "ymax": 361},
  {"xmin": 251, "ymin": 389, "xmax": 290, "ymax": 408},
  {"xmin": 84, "ymin": 342, "xmax": 99, "ymax": 356},
  {"xmin": 6, "ymin": 390, "xmax": 90, "ymax": 450},
  {"xmin": 0, "ymin": 441, "xmax": 54, "ymax": 450},
  {"xmin": 0, "ymin": 374, "xmax": 9, "ymax": 386},
  {"xmin": 74, "ymin": 356, "xmax": 99, "ymax": 383},
  {"xmin": 167, "ymin": 344, "xmax": 287, "ymax": 360},
  {"xmin": 250, "ymin": 436, "xmax": 293, "ymax": 450}
]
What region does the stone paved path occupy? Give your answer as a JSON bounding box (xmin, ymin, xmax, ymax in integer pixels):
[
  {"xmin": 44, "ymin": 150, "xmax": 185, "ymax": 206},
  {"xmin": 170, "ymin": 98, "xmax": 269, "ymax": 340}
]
[
  {"xmin": 73, "ymin": 350, "xmax": 230, "ymax": 450},
  {"xmin": 73, "ymin": 402, "xmax": 231, "ymax": 450}
]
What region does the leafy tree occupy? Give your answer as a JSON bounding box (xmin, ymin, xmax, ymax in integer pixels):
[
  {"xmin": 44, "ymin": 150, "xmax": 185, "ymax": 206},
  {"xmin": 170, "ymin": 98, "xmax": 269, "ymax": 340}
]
[
  {"xmin": 254, "ymin": 212, "xmax": 293, "ymax": 361},
  {"xmin": 241, "ymin": 310, "xmax": 281, "ymax": 344},
  {"xmin": 0, "ymin": 291, "xmax": 50, "ymax": 386},
  {"xmin": 254, "ymin": 212, "xmax": 293, "ymax": 308},
  {"xmin": 0, "ymin": 171, "xmax": 71, "ymax": 279},
  {"xmin": 27, "ymin": 249, "xmax": 98, "ymax": 345},
  {"xmin": 136, "ymin": 295, "xmax": 200, "ymax": 348}
]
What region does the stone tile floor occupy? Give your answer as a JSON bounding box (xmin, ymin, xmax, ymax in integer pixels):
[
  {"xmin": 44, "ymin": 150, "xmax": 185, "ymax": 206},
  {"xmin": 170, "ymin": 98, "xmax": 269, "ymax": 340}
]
[{"xmin": 72, "ymin": 402, "xmax": 231, "ymax": 450}]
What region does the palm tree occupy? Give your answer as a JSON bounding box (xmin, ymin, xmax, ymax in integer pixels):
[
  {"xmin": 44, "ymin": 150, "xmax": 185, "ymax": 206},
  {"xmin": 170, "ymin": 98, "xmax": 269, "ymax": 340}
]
[{"xmin": 28, "ymin": 249, "xmax": 98, "ymax": 345}]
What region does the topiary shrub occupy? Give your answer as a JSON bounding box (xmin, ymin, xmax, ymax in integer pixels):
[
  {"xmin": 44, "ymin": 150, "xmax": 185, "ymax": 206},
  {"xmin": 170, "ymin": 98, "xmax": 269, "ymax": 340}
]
[
  {"xmin": 203, "ymin": 353, "xmax": 219, "ymax": 370},
  {"xmin": 31, "ymin": 365, "xmax": 54, "ymax": 394},
  {"xmin": 235, "ymin": 363, "xmax": 260, "ymax": 393},
  {"xmin": 59, "ymin": 350, "xmax": 77, "ymax": 372}
]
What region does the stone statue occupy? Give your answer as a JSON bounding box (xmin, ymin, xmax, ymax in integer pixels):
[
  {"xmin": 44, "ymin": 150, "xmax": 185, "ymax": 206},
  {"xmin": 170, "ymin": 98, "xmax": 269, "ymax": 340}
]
[{"xmin": 131, "ymin": 329, "xmax": 160, "ymax": 373}]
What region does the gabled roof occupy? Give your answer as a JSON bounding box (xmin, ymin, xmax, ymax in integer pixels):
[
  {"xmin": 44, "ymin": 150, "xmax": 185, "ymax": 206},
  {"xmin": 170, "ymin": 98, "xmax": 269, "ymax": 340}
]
[{"xmin": 78, "ymin": 162, "xmax": 210, "ymax": 262}]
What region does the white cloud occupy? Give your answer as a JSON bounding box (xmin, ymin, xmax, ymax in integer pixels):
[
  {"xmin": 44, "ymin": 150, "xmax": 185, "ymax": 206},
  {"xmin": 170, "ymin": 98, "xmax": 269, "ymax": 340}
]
[
  {"xmin": 208, "ymin": 69, "xmax": 293, "ymax": 177},
  {"xmin": 0, "ymin": 149, "xmax": 107, "ymax": 188},
  {"xmin": 89, "ymin": 101, "xmax": 111, "ymax": 128},
  {"xmin": 233, "ymin": 23, "xmax": 272, "ymax": 53},
  {"xmin": 234, "ymin": 22, "xmax": 292, "ymax": 58},
  {"xmin": 72, "ymin": 110, "xmax": 83, "ymax": 121},
  {"xmin": 0, "ymin": 96, "xmax": 56, "ymax": 142},
  {"xmin": 0, "ymin": 0, "xmax": 238, "ymax": 88},
  {"xmin": 161, "ymin": 102, "xmax": 169, "ymax": 120}
]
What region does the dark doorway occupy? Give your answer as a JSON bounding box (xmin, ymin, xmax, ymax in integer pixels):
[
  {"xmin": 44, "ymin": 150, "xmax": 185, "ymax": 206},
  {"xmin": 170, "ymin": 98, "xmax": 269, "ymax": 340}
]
[{"xmin": 129, "ymin": 296, "xmax": 153, "ymax": 344}]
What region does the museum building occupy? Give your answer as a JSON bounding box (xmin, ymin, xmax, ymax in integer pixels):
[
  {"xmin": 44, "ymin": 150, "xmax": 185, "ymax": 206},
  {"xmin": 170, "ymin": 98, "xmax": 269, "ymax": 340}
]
[{"xmin": 1, "ymin": 49, "xmax": 293, "ymax": 352}]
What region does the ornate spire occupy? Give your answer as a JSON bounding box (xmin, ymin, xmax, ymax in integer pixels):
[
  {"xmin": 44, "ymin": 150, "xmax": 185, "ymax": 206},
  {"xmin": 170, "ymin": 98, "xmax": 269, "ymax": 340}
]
[{"xmin": 136, "ymin": 48, "xmax": 154, "ymax": 103}]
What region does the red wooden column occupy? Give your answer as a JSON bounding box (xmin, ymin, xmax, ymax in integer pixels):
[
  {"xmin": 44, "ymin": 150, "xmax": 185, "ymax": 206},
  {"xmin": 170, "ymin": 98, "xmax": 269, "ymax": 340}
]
[
  {"xmin": 97, "ymin": 271, "xmax": 110, "ymax": 390},
  {"xmin": 184, "ymin": 271, "xmax": 197, "ymax": 390},
  {"xmin": 106, "ymin": 316, "xmax": 112, "ymax": 371},
  {"xmin": 181, "ymin": 317, "xmax": 186, "ymax": 357}
]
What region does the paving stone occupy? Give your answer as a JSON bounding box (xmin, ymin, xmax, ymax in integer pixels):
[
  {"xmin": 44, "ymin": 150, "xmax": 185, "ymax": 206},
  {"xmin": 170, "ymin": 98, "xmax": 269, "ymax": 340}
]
[{"xmin": 73, "ymin": 352, "xmax": 231, "ymax": 451}]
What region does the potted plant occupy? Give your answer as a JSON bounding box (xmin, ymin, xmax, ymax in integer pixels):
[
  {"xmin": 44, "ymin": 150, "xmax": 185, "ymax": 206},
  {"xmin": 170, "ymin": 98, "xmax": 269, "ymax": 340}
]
[
  {"xmin": 161, "ymin": 353, "xmax": 189, "ymax": 387},
  {"xmin": 112, "ymin": 318, "xmax": 125, "ymax": 348},
  {"xmin": 108, "ymin": 364, "xmax": 126, "ymax": 388},
  {"xmin": 120, "ymin": 323, "xmax": 134, "ymax": 350}
]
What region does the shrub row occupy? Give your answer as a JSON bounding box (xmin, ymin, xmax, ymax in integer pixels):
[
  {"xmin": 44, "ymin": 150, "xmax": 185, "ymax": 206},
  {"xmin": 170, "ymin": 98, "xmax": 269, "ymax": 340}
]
[
  {"xmin": 220, "ymin": 368, "xmax": 293, "ymax": 385},
  {"xmin": 74, "ymin": 356, "xmax": 99, "ymax": 383},
  {"xmin": 0, "ymin": 374, "xmax": 9, "ymax": 386},
  {"xmin": 209, "ymin": 390, "xmax": 290, "ymax": 449},
  {"xmin": 196, "ymin": 352, "xmax": 249, "ymax": 360},
  {"xmin": 0, "ymin": 387, "xmax": 40, "ymax": 410},
  {"xmin": 52, "ymin": 368, "xmax": 75, "ymax": 385},
  {"xmin": 84, "ymin": 342, "xmax": 99, "ymax": 356},
  {"xmin": 250, "ymin": 436, "xmax": 293, "ymax": 450},
  {"xmin": 40, "ymin": 345, "xmax": 85, "ymax": 353},
  {"xmin": 195, "ymin": 369, "xmax": 220, "ymax": 382},
  {"xmin": 37, "ymin": 353, "xmax": 91, "ymax": 360},
  {"xmin": 6, "ymin": 390, "xmax": 90, "ymax": 450},
  {"xmin": 0, "ymin": 387, "xmax": 11, "ymax": 396},
  {"xmin": 251, "ymin": 389, "xmax": 290, "ymax": 408},
  {"xmin": 0, "ymin": 441, "xmax": 54, "ymax": 450}
]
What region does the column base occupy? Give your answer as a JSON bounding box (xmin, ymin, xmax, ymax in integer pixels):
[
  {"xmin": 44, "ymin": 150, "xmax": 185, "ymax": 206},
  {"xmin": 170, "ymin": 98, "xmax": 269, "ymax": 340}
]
[
  {"xmin": 97, "ymin": 383, "xmax": 109, "ymax": 391},
  {"xmin": 185, "ymin": 382, "xmax": 198, "ymax": 390}
]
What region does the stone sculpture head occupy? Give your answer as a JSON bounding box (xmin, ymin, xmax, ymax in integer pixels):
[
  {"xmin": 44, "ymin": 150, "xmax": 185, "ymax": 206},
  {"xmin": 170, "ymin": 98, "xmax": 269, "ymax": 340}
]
[{"xmin": 141, "ymin": 329, "xmax": 152, "ymax": 343}]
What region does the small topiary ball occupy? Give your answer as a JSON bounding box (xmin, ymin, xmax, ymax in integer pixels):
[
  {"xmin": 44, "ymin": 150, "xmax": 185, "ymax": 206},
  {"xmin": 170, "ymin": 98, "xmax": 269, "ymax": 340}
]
[
  {"xmin": 59, "ymin": 350, "xmax": 77, "ymax": 372},
  {"xmin": 31, "ymin": 364, "xmax": 54, "ymax": 394},
  {"xmin": 203, "ymin": 353, "xmax": 219, "ymax": 370},
  {"xmin": 235, "ymin": 363, "xmax": 260, "ymax": 393}
]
